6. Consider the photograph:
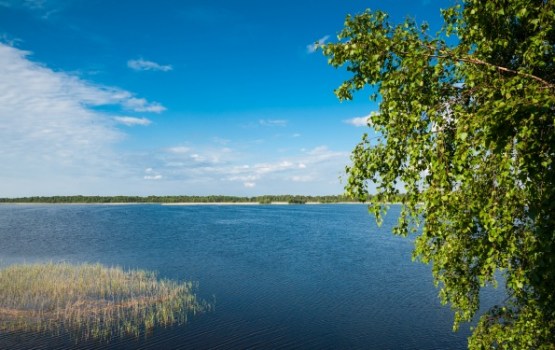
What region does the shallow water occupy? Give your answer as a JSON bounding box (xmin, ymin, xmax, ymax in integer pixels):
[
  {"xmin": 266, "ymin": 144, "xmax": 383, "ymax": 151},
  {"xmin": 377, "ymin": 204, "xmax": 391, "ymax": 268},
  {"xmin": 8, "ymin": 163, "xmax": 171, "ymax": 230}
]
[{"xmin": 0, "ymin": 204, "xmax": 503, "ymax": 349}]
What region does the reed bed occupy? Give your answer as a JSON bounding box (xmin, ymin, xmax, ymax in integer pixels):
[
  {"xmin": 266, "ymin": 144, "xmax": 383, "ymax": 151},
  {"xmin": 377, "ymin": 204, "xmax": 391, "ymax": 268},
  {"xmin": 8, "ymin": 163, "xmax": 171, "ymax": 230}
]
[{"xmin": 0, "ymin": 262, "xmax": 207, "ymax": 340}]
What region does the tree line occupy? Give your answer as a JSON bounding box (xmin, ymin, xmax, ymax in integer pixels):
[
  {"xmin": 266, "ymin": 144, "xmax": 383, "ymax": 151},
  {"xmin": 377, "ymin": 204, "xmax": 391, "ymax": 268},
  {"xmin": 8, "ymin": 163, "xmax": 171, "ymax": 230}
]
[{"xmin": 0, "ymin": 194, "xmax": 405, "ymax": 204}]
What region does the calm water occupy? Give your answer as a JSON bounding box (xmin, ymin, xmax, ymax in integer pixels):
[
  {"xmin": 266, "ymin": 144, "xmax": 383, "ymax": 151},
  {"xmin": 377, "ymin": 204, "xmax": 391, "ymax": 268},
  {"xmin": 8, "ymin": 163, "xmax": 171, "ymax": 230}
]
[{"xmin": 0, "ymin": 204, "xmax": 501, "ymax": 349}]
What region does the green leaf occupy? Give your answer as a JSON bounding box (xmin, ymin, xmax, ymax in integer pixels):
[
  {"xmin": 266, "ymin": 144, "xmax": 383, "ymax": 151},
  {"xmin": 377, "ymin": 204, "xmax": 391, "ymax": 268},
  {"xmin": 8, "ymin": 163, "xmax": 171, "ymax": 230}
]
[{"xmin": 459, "ymin": 132, "xmax": 468, "ymax": 141}]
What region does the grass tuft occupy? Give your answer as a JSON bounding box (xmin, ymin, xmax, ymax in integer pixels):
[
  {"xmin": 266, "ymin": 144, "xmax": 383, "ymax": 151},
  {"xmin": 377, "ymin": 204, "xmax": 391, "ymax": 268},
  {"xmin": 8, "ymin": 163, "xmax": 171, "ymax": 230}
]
[{"xmin": 0, "ymin": 262, "xmax": 208, "ymax": 341}]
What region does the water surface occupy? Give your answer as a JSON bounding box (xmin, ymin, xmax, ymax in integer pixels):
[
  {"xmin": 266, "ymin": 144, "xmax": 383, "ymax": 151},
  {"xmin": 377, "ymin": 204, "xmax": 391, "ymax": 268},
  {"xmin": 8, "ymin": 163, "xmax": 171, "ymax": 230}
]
[{"xmin": 0, "ymin": 204, "xmax": 501, "ymax": 349}]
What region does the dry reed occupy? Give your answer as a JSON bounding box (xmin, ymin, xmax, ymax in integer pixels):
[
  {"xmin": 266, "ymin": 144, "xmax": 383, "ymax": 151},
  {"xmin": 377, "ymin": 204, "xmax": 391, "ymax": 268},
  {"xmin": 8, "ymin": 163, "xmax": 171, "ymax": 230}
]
[{"xmin": 0, "ymin": 262, "xmax": 207, "ymax": 340}]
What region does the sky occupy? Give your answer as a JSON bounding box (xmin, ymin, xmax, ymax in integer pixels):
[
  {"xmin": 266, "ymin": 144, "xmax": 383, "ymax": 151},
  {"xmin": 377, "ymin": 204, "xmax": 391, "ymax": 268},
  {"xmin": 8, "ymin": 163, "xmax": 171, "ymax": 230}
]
[{"xmin": 0, "ymin": 0, "xmax": 449, "ymax": 197}]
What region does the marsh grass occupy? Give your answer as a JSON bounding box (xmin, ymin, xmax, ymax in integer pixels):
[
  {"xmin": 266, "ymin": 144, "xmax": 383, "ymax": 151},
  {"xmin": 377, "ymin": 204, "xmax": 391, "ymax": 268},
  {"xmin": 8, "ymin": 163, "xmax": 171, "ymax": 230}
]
[{"xmin": 0, "ymin": 262, "xmax": 208, "ymax": 341}]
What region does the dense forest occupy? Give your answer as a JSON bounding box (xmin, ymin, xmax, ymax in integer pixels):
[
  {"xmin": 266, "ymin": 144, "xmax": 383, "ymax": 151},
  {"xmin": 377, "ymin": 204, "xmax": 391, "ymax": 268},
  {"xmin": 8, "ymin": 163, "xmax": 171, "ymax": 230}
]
[{"xmin": 0, "ymin": 194, "xmax": 407, "ymax": 204}]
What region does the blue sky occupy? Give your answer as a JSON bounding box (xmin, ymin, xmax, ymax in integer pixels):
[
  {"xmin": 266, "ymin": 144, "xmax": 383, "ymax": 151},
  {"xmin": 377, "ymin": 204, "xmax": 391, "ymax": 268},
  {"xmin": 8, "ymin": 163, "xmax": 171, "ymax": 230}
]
[{"xmin": 0, "ymin": 0, "xmax": 448, "ymax": 196}]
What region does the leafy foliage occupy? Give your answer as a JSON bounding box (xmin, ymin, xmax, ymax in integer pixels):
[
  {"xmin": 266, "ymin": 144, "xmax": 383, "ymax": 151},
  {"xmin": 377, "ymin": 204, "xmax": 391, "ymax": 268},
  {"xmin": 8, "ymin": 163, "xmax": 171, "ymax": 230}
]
[{"xmin": 322, "ymin": 0, "xmax": 555, "ymax": 348}]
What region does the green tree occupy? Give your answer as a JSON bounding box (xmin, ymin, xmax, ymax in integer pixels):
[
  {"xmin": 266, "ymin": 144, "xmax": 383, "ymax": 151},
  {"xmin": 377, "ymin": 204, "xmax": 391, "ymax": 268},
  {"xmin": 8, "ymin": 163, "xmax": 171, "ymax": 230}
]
[{"xmin": 322, "ymin": 0, "xmax": 554, "ymax": 348}]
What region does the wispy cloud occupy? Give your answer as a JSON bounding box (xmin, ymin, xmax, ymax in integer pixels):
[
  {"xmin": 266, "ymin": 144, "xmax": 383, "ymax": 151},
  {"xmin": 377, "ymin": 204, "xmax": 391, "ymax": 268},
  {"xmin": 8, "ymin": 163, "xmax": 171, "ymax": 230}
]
[
  {"xmin": 290, "ymin": 175, "xmax": 313, "ymax": 182},
  {"xmin": 132, "ymin": 141, "xmax": 347, "ymax": 193},
  {"xmin": 0, "ymin": 0, "xmax": 66, "ymax": 19},
  {"xmin": 259, "ymin": 119, "xmax": 287, "ymax": 127},
  {"xmin": 144, "ymin": 168, "xmax": 163, "ymax": 180},
  {"xmin": 307, "ymin": 35, "xmax": 329, "ymax": 53},
  {"xmin": 0, "ymin": 43, "xmax": 119, "ymax": 163},
  {"xmin": 122, "ymin": 97, "xmax": 165, "ymax": 113},
  {"xmin": 212, "ymin": 136, "xmax": 231, "ymax": 145},
  {"xmin": 0, "ymin": 43, "xmax": 167, "ymax": 195},
  {"xmin": 0, "ymin": 33, "xmax": 23, "ymax": 47},
  {"xmin": 0, "ymin": 46, "xmax": 165, "ymax": 115},
  {"xmin": 194, "ymin": 146, "xmax": 346, "ymax": 190},
  {"xmin": 167, "ymin": 146, "xmax": 190, "ymax": 154},
  {"xmin": 27, "ymin": 76, "xmax": 166, "ymax": 113},
  {"xmin": 114, "ymin": 116, "xmax": 152, "ymax": 126},
  {"xmin": 0, "ymin": 0, "xmax": 43, "ymax": 10},
  {"xmin": 127, "ymin": 58, "xmax": 173, "ymax": 72},
  {"xmin": 0, "ymin": 43, "xmax": 353, "ymax": 195}
]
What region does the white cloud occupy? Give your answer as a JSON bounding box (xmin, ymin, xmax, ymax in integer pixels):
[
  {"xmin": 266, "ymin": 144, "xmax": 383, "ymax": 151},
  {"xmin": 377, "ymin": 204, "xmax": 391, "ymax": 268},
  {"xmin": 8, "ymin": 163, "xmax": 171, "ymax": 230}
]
[
  {"xmin": 228, "ymin": 174, "xmax": 258, "ymax": 182},
  {"xmin": 0, "ymin": 47, "xmax": 165, "ymax": 115},
  {"xmin": 144, "ymin": 174, "xmax": 162, "ymax": 180},
  {"xmin": 0, "ymin": 44, "xmax": 119, "ymax": 170},
  {"xmin": 117, "ymin": 141, "xmax": 350, "ymax": 195},
  {"xmin": 307, "ymin": 35, "xmax": 329, "ymax": 53},
  {"xmin": 114, "ymin": 116, "xmax": 152, "ymax": 126},
  {"xmin": 253, "ymin": 160, "xmax": 294, "ymax": 175},
  {"xmin": 165, "ymin": 144, "xmax": 348, "ymax": 194},
  {"xmin": 306, "ymin": 145, "xmax": 337, "ymax": 156},
  {"xmin": 259, "ymin": 119, "xmax": 287, "ymax": 127},
  {"xmin": 165, "ymin": 162, "xmax": 185, "ymax": 167},
  {"xmin": 143, "ymin": 167, "xmax": 162, "ymax": 180},
  {"xmin": 127, "ymin": 58, "xmax": 173, "ymax": 72},
  {"xmin": 201, "ymin": 146, "xmax": 348, "ymax": 191},
  {"xmin": 344, "ymin": 113, "xmax": 376, "ymax": 127},
  {"xmin": 122, "ymin": 97, "xmax": 166, "ymax": 113}
]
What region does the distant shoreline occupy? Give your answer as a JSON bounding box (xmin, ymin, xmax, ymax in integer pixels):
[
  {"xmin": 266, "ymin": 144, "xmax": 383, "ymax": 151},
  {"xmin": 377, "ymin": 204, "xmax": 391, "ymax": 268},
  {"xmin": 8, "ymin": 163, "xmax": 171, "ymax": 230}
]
[
  {"xmin": 0, "ymin": 195, "xmax": 377, "ymax": 205},
  {"xmin": 0, "ymin": 195, "xmax": 408, "ymax": 205},
  {"xmin": 0, "ymin": 202, "xmax": 403, "ymax": 206},
  {"xmin": 0, "ymin": 202, "xmax": 369, "ymax": 206}
]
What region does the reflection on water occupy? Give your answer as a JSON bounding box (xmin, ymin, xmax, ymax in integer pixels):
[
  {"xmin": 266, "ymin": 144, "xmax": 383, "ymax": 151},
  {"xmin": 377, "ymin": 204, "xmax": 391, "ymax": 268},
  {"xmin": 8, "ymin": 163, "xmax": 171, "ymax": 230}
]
[{"xmin": 0, "ymin": 204, "xmax": 505, "ymax": 349}]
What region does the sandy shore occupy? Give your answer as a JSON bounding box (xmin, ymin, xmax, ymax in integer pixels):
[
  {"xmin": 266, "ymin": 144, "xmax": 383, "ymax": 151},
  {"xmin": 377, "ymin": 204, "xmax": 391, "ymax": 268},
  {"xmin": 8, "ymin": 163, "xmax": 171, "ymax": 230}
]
[
  {"xmin": 0, "ymin": 202, "xmax": 149, "ymax": 206},
  {"xmin": 161, "ymin": 202, "xmax": 259, "ymax": 206}
]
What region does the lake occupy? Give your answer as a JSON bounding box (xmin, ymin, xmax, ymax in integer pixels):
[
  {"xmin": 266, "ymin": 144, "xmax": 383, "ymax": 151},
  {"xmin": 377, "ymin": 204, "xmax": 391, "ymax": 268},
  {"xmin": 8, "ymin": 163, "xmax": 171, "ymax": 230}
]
[{"xmin": 0, "ymin": 204, "xmax": 501, "ymax": 349}]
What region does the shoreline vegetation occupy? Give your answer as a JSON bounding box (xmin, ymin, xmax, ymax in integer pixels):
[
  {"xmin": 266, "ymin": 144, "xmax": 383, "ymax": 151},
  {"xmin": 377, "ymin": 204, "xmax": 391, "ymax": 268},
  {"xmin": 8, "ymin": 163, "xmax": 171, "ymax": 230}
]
[
  {"xmin": 0, "ymin": 195, "xmax": 406, "ymax": 205},
  {"xmin": 0, "ymin": 262, "xmax": 208, "ymax": 341}
]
